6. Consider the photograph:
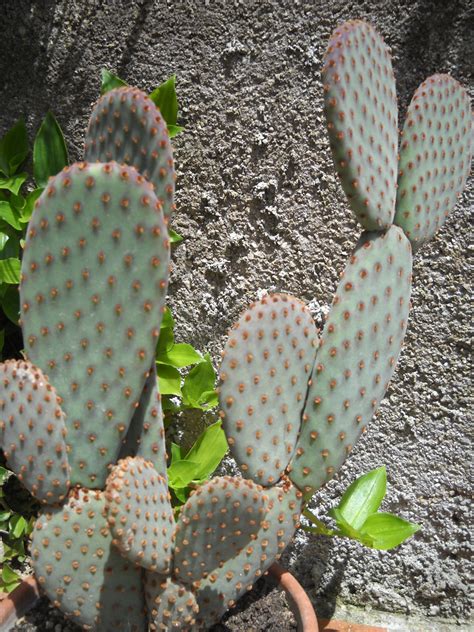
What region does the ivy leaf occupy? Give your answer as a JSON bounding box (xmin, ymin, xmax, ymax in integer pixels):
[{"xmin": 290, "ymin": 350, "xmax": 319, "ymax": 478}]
[
  {"xmin": 0, "ymin": 118, "xmax": 29, "ymax": 177},
  {"xmin": 181, "ymin": 354, "xmax": 217, "ymax": 410},
  {"xmin": 156, "ymin": 363, "xmax": 182, "ymax": 396},
  {"xmin": 184, "ymin": 421, "xmax": 228, "ymax": 482},
  {"xmin": 360, "ymin": 513, "xmax": 421, "ymax": 550},
  {"xmin": 335, "ymin": 466, "xmax": 386, "ymax": 531},
  {"xmin": 33, "ymin": 112, "xmax": 69, "ymax": 188},
  {"xmin": 100, "ymin": 69, "xmax": 127, "ymax": 95},
  {"xmin": 0, "ymin": 173, "xmax": 28, "ymax": 196},
  {"xmin": 0, "ymin": 258, "xmax": 20, "ymax": 284}
]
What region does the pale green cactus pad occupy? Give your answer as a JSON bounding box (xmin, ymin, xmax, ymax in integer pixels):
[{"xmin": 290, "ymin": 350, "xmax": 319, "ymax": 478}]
[
  {"xmin": 105, "ymin": 456, "xmax": 175, "ymax": 573},
  {"xmin": 20, "ymin": 161, "xmax": 170, "ymax": 489},
  {"xmin": 84, "ymin": 87, "xmax": 175, "ymax": 222},
  {"xmin": 0, "ymin": 360, "xmax": 70, "ymax": 504},
  {"xmin": 219, "ymin": 294, "xmax": 318, "ymax": 487},
  {"xmin": 192, "ymin": 478, "xmax": 302, "ymax": 629},
  {"xmin": 322, "ymin": 20, "xmax": 398, "ymax": 230},
  {"xmin": 289, "ymin": 226, "xmax": 412, "ymax": 496},
  {"xmin": 394, "ymin": 74, "xmax": 472, "ymax": 251},
  {"xmin": 144, "ymin": 575, "xmax": 199, "ymax": 631},
  {"xmin": 30, "ymin": 488, "xmax": 146, "ymax": 631}
]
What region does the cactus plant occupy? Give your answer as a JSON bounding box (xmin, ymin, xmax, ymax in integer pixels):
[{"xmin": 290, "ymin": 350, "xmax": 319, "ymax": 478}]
[{"xmin": 0, "ymin": 18, "xmax": 471, "ymax": 631}]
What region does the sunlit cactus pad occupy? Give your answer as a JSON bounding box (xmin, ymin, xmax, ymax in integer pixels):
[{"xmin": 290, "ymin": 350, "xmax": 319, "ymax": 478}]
[
  {"xmin": 119, "ymin": 364, "xmax": 167, "ymax": 478},
  {"xmin": 144, "ymin": 575, "xmax": 199, "ymax": 632},
  {"xmin": 219, "ymin": 294, "xmax": 318, "ymax": 487},
  {"xmin": 289, "ymin": 226, "xmax": 412, "ymax": 495},
  {"xmin": 322, "ymin": 20, "xmax": 398, "ymax": 230},
  {"xmin": 0, "ymin": 360, "xmax": 70, "ymax": 504},
  {"xmin": 394, "ymin": 74, "xmax": 472, "ymax": 251},
  {"xmin": 20, "ymin": 161, "xmax": 170, "ymax": 489},
  {"xmin": 31, "ymin": 488, "xmax": 145, "ymax": 631},
  {"xmin": 193, "ymin": 478, "xmax": 302, "ymax": 628},
  {"xmin": 84, "ymin": 87, "xmax": 175, "ymax": 221},
  {"xmin": 105, "ymin": 456, "xmax": 175, "ymax": 573}
]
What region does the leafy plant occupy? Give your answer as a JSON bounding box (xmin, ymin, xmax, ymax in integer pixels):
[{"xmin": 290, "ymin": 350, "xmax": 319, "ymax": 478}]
[{"xmin": 302, "ymin": 467, "xmax": 420, "ymax": 550}]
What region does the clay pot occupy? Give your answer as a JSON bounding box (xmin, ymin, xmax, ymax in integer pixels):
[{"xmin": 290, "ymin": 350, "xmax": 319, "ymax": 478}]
[
  {"xmin": 269, "ymin": 562, "xmax": 319, "ymax": 631},
  {"xmin": 0, "ymin": 577, "xmax": 40, "ymax": 631}
]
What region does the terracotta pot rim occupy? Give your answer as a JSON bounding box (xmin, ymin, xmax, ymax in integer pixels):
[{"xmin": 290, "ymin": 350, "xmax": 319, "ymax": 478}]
[{"xmin": 269, "ymin": 561, "xmax": 319, "ymax": 632}]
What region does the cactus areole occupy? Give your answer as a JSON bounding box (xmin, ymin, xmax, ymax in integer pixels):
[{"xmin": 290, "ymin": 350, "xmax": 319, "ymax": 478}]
[{"xmin": 0, "ymin": 20, "xmax": 470, "ymax": 631}]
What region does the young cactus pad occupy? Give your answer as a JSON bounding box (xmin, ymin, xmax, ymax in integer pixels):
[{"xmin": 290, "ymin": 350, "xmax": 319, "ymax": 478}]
[
  {"xmin": 144, "ymin": 576, "xmax": 199, "ymax": 632},
  {"xmin": 20, "ymin": 161, "xmax": 170, "ymax": 489},
  {"xmin": 84, "ymin": 87, "xmax": 175, "ymax": 222},
  {"xmin": 289, "ymin": 226, "xmax": 412, "ymax": 495},
  {"xmin": 31, "ymin": 488, "xmax": 146, "ymax": 631},
  {"xmin": 219, "ymin": 294, "xmax": 318, "ymax": 487},
  {"xmin": 322, "ymin": 20, "xmax": 398, "ymax": 230},
  {"xmin": 394, "ymin": 74, "xmax": 472, "ymax": 251},
  {"xmin": 0, "ymin": 360, "xmax": 70, "ymax": 504},
  {"xmin": 105, "ymin": 456, "xmax": 175, "ymax": 573}
]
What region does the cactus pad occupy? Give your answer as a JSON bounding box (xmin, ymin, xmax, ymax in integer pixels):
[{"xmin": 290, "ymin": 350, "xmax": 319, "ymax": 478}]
[
  {"xmin": 0, "ymin": 360, "xmax": 70, "ymax": 504},
  {"xmin": 31, "ymin": 488, "xmax": 146, "ymax": 631},
  {"xmin": 219, "ymin": 294, "xmax": 318, "ymax": 487},
  {"xmin": 84, "ymin": 87, "xmax": 175, "ymax": 222},
  {"xmin": 394, "ymin": 74, "xmax": 472, "ymax": 251},
  {"xmin": 289, "ymin": 226, "xmax": 412, "ymax": 495},
  {"xmin": 105, "ymin": 456, "xmax": 175, "ymax": 573},
  {"xmin": 144, "ymin": 575, "xmax": 199, "ymax": 631},
  {"xmin": 322, "ymin": 20, "xmax": 398, "ymax": 229},
  {"xmin": 20, "ymin": 161, "xmax": 170, "ymax": 488},
  {"xmin": 191, "ymin": 478, "xmax": 302, "ymax": 628}
]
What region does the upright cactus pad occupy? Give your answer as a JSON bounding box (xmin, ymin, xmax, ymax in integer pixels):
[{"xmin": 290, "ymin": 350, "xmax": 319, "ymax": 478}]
[
  {"xmin": 0, "ymin": 360, "xmax": 70, "ymax": 504},
  {"xmin": 105, "ymin": 456, "xmax": 175, "ymax": 573},
  {"xmin": 84, "ymin": 87, "xmax": 175, "ymax": 222},
  {"xmin": 192, "ymin": 478, "xmax": 302, "ymax": 629},
  {"xmin": 219, "ymin": 294, "xmax": 318, "ymax": 487},
  {"xmin": 394, "ymin": 74, "xmax": 472, "ymax": 251},
  {"xmin": 31, "ymin": 488, "xmax": 146, "ymax": 631},
  {"xmin": 289, "ymin": 226, "xmax": 412, "ymax": 495},
  {"xmin": 20, "ymin": 161, "xmax": 170, "ymax": 488},
  {"xmin": 144, "ymin": 576, "xmax": 199, "ymax": 632},
  {"xmin": 322, "ymin": 20, "xmax": 398, "ymax": 230}
]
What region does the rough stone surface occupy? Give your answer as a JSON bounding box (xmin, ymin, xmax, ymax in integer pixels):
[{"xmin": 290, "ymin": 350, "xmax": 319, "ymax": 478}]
[{"xmin": 1, "ymin": 0, "xmax": 472, "ymax": 628}]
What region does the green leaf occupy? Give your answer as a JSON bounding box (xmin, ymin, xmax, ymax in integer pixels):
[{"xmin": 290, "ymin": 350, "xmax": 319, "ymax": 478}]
[
  {"xmin": 329, "ymin": 506, "xmax": 374, "ymax": 546},
  {"xmin": 0, "ymin": 564, "xmax": 21, "ymax": 592},
  {"xmin": 181, "ymin": 354, "xmax": 217, "ymax": 409},
  {"xmin": 0, "ymin": 201, "xmax": 21, "ymax": 230},
  {"xmin": 0, "ymin": 510, "xmax": 11, "ymax": 522},
  {"xmin": 9, "ymin": 514, "xmax": 27, "ymax": 539},
  {"xmin": 158, "ymin": 343, "xmax": 203, "ymax": 369},
  {"xmin": 168, "ymin": 228, "xmax": 183, "ymax": 244},
  {"xmin": 0, "ymin": 232, "xmax": 20, "ymax": 260},
  {"xmin": 161, "ymin": 306, "xmax": 175, "ymax": 329},
  {"xmin": 360, "ymin": 513, "xmax": 421, "ymax": 550},
  {"xmin": 1, "ymin": 285, "xmax": 19, "ymax": 324},
  {"xmin": 170, "ymin": 442, "xmax": 184, "ymax": 464},
  {"xmin": 184, "ymin": 421, "xmax": 228, "ymax": 481},
  {"xmin": 0, "ymin": 466, "xmax": 12, "ymax": 485},
  {"xmin": 167, "ymin": 460, "xmax": 200, "ymax": 489},
  {"xmin": 0, "ymin": 118, "xmax": 29, "ymax": 177},
  {"xmin": 20, "ymin": 188, "xmax": 43, "ymax": 223},
  {"xmin": 0, "ymin": 173, "xmax": 27, "ymax": 195},
  {"xmin": 33, "ymin": 112, "xmax": 69, "ymax": 188},
  {"xmin": 100, "ymin": 69, "xmax": 127, "ymax": 95},
  {"xmin": 156, "ymin": 326, "xmax": 175, "ymax": 358},
  {"xmin": 336, "ymin": 466, "xmax": 387, "ymax": 531},
  {"xmin": 156, "ymin": 363, "xmax": 182, "ymax": 396},
  {"xmin": 0, "ymin": 329, "xmax": 4, "ymax": 355},
  {"xmin": 0, "ymin": 258, "xmax": 20, "ymax": 284},
  {"xmin": 149, "ymin": 76, "xmax": 183, "ymax": 135}
]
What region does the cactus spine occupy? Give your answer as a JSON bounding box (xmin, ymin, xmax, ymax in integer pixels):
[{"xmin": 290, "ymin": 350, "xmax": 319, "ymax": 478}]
[{"xmin": 0, "ymin": 19, "xmax": 470, "ymax": 631}]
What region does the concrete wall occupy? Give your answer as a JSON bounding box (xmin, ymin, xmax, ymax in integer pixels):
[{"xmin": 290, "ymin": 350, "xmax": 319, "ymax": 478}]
[{"xmin": 1, "ymin": 0, "xmax": 471, "ymax": 626}]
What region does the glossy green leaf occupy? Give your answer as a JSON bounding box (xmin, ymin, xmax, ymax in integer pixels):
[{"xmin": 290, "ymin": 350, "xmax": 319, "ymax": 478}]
[
  {"xmin": 360, "ymin": 513, "xmax": 420, "ymax": 550},
  {"xmin": 0, "ymin": 173, "xmax": 27, "ymax": 195},
  {"xmin": 158, "ymin": 343, "xmax": 203, "ymax": 369},
  {"xmin": 168, "ymin": 228, "xmax": 183, "ymax": 244},
  {"xmin": 100, "ymin": 69, "xmax": 127, "ymax": 95},
  {"xmin": 184, "ymin": 421, "xmax": 228, "ymax": 481},
  {"xmin": 156, "ymin": 363, "xmax": 182, "ymax": 396},
  {"xmin": 181, "ymin": 354, "xmax": 217, "ymax": 409},
  {"xmin": 9, "ymin": 514, "xmax": 27, "ymax": 539},
  {"xmin": 20, "ymin": 188, "xmax": 43, "ymax": 223},
  {"xmin": 0, "ymin": 258, "xmax": 20, "ymax": 284},
  {"xmin": 1, "ymin": 285, "xmax": 19, "ymax": 324},
  {"xmin": 33, "ymin": 112, "xmax": 69, "ymax": 188},
  {"xmin": 329, "ymin": 506, "xmax": 374, "ymax": 546},
  {"xmin": 0, "ymin": 118, "xmax": 29, "ymax": 177},
  {"xmin": 336, "ymin": 467, "xmax": 386, "ymax": 531},
  {"xmin": 167, "ymin": 460, "xmax": 200, "ymax": 488},
  {"xmin": 0, "ymin": 564, "xmax": 21, "ymax": 592},
  {"xmin": 0, "ymin": 201, "xmax": 21, "ymax": 230}
]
